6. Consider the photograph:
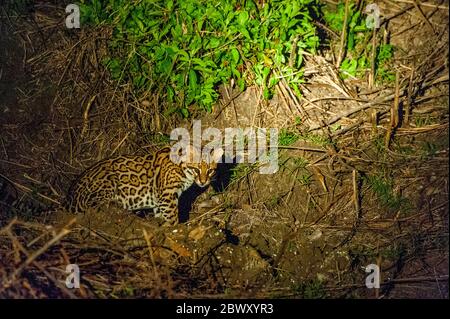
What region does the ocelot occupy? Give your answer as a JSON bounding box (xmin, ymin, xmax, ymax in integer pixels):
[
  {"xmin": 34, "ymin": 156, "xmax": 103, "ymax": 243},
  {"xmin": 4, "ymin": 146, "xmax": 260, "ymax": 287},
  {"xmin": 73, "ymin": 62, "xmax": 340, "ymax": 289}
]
[{"xmin": 66, "ymin": 146, "xmax": 223, "ymax": 225}]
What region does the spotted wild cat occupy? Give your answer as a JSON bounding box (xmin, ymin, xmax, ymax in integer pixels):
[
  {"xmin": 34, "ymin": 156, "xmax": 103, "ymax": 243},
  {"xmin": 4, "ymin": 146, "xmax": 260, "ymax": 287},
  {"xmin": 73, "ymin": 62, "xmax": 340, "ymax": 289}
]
[{"xmin": 66, "ymin": 145, "xmax": 223, "ymax": 225}]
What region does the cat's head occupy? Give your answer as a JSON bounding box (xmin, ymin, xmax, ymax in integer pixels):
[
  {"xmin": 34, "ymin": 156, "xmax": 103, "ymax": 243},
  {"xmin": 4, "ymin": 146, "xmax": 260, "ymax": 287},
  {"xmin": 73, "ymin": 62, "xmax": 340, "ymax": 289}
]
[{"xmin": 179, "ymin": 145, "xmax": 223, "ymax": 188}]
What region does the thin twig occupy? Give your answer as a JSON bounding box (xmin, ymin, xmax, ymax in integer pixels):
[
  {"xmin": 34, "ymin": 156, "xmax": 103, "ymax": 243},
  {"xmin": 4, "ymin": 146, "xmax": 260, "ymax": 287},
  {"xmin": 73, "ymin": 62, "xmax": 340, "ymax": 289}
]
[
  {"xmin": 336, "ymin": 0, "xmax": 350, "ymax": 68},
  {"xmin": 2, "ymin": 218, "xmax": 75, "ymax": 289}
]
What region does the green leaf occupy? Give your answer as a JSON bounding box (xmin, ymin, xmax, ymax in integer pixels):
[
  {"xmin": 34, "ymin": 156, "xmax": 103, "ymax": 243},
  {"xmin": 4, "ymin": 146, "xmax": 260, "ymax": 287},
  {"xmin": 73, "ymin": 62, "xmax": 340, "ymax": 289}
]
[
  {"xmin": 230, "ymin": 48, "xmax": 240, "ymax": 65},
  {"xmin": 237, "ymin": 11, "xmax": 249, "ymax": 26},
  {"xmin": 237, "ymin": 78, "xmax": 245, "ymax": 91},
  {"xmin": 166, "ymin": 0, "xmax": 174, "ymax": 11},
  {"xmin": 263, "ymin": 87, "xmax": 270, "ymax": 99},
  {"xmin": 159, "ymin": 58, "xmax": 172, "ymax": 74},
  {"xmin": 231, "ymin": 67, "xmax": 241, "ymax": 78},
  {"xmin": 348, "ymin": 32, "xmax": 355, "ymax": 51},
  {"xmin": 167, "ymin": 86, "xmax": 175, "ymax": 102},
  {"xmin": 208, "ymin": 37, "xmax": 221, "ymax": 49},
  {"xmin": 172, "ymin": 24, "xmax": 183, "ymax": 38},
  {"xmin": 293, "ymin": 85, "xmax": 302, "ymax": 98},
  {"xmin": 262, "ymin": 66, "xmax": 271, "ymax": 81},
  {"xmin": 189, "ymin": 69, "xmax": 198, "ymax": 92},
  {"xmin": 197, "ymin": 19, "xmax": 204, "ymax": 31},
  {"xmin": 269, "ymin": 76, "xmax": 279, "ymax": 87},
  {"xmin": 241, "ymin": 28, "xmax": 251, "ymax": 40},
  {"xmin": 177, "ymin": 49, "xmax": 190, "ymax": 62},
  {"xmin": 181, "ymin": 108, "xmax": 190, "ymax": 118}
]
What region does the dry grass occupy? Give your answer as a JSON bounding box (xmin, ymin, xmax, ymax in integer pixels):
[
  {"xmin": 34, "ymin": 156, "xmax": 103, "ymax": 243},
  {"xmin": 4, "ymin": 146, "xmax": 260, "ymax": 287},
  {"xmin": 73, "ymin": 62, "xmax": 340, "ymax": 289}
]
[{"xmin": 0, "ymin": 1, "xmax": 448, "ymax": 298}]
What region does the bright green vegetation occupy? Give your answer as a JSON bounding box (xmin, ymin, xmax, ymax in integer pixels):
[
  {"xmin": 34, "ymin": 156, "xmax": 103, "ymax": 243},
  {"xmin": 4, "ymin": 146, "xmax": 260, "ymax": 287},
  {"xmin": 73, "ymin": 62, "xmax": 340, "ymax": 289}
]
[
  {"xmin": 375, "ymin": 44, "xmax": 395, "ymax": 82},
  {"xmin": 78, "ymin": 0, "xmax": 321, "ymax": 117},
  {"xmin": 77, "ymin": 0, "xmax": 396, "ymax": 118},
  {"xmin": 324, "ymin": 1, "xmax": 395, "ymax": 82},
  {"xmin": 278, "ymin": 129, "xmax": 301, "ymax": 146}
]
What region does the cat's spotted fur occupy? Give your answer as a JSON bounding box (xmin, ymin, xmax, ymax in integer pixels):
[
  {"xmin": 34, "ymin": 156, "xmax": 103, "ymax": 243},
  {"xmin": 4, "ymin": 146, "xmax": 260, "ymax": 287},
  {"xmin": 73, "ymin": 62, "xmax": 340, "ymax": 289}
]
[{"xmin": 66, "ymin": 146, "xmax": 223, "ymax": 225}]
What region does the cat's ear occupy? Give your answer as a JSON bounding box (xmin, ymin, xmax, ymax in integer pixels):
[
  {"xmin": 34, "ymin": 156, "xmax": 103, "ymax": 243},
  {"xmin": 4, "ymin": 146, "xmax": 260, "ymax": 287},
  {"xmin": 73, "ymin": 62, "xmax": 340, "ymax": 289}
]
[{"xmin": 211, "ymin": 147, "xmax": 224, "ymax": 163}]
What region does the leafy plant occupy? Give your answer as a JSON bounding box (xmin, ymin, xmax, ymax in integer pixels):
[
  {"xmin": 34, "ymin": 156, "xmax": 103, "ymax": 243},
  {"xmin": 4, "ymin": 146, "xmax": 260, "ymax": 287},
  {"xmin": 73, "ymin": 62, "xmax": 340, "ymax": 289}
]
[
  {"xmin": 324, "ymin": 1, "xmax": 368, "ymax": 77},
  {"xmin": 279, "ymin": 128, "xmax": 332, "ymax": 147},
  {"xmin": 365, "ymin": 174, "xmax": 412, "ymax": 214},
  {"xmin": 293, "ymin": 156, "xmax": 309, "ymax": 169},
  {"xmin": 229, "ymin": 163, "xmax": 256, "ymax": 183},
  {"xmin": 324, "ymin": 1, "xmax": 367, "ymax": 38},
  {"xmin": 279, "ymin": 129, "xmax": 300, "ymax": 146},
  {"xmin": 324, "ymin": 2, "xmax": 395, "ymax": 82},
  {"xmin": 375, "ymin": 44, "xmax": 395, "ymax": 83},
  {"xmin": 414, "ymin": 115, "xmax": 433, "ymax": 127},
  {"xmin": 78, "ymin": 0, "xmax": 320, "ymax": 117},
  {"xmin": 376, "ymin": 44, "xmax": 395, "ymax": 64},
  {"xmin": 296, "ymin": 172, "xmax": 312, "ymax": 186},
  {"xmin": 293, "ymin": 279, "xmax": 328, "ymax": 299},
  {"xmin": 381, "ymin": 242, "xmax": 406, "ymax": 260},
  {"xmin": 299, "ymin": 132, "xmax": 333, "ymax": 147}
]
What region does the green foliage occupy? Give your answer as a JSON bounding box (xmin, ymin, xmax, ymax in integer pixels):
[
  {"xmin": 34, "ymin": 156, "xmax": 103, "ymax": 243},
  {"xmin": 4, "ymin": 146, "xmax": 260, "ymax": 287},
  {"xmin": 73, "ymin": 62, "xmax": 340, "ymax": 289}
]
[
  {"xmin": 381, "ymin": 242, "xmax": 406, "ymax": 260},
  {"xmin": 281, "ymin": 156, "xmax": 312, "ymax": 186},
  {"xmin": 79, "ymin": 0, "xmax": 320, "ymax": 117},
  {"xmin": 293, "ymin": 279, "xmax": 328, "ymax": 299},
  {"xmin": 324, "ymin": 1, "xmax": 369, "ymax": 79},
  {"xmin": 394, "ymin": 136, "xmax": 448, "ymax": 160},
  {"xmin": 324, "ymin": 1, "xmax": 367, "ymax": 51},
  {"xmin": 293, "ymin": 157, "xmax": 312, "ymax": 185},
  {"xmin": 279, "ymin": 129, "xmax": 300, "ymax": 146},
  {"xmin": 349, "ymin": 244, "xmax": 377, "ymax": 260},
  {"xmin": 292, "ymin": 156, "xmax": 309, "ymax": 169},
  {"xmin": 266, "ymin": 194, "xmax": 283, "ymax": 209},
  {"xmin": 279, "ymin": 128, "xmax": 332, "ymax": 147},
  {"xmin": 230, "ymin": 163, "xmax": 256, "ymax": 183},
  {"xmin": 414, "ymin": 115, "xmax": 433, "ymax": 127},
  {"xmin": 376, "ymin": 44, "xmax": 395, "ymax": 64},
  {"xmin": 339, "ymin": 55, "xmax": 369, "ymax": 78},
  {"xmin": 300, "ymin": 132, "xmax": 333, "ymax": 147},
  {"xmin": 375, "ymin": 44, "xmax": 395, "ymax": 82},
  {"xmin": 296, "ymin": 172, "xmax": 312, "ymax": 186},
  {"xmin": 324, "ymin": 2, "xmax": 395, "ymax": 82},
  {"xmin": 421, "ymin": 141, "xmax": 439, "ymax": 158},
  {"xmin": 365, "ymin": 174, "xmax": 412, "ymax": 214}
]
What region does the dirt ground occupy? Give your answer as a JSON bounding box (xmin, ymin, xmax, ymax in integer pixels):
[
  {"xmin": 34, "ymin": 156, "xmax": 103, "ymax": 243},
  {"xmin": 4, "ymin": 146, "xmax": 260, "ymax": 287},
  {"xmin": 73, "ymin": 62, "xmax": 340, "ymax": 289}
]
[{"xmin": 0, "ymin": 1, "xmax": 448, "ymax": 298}]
